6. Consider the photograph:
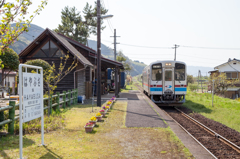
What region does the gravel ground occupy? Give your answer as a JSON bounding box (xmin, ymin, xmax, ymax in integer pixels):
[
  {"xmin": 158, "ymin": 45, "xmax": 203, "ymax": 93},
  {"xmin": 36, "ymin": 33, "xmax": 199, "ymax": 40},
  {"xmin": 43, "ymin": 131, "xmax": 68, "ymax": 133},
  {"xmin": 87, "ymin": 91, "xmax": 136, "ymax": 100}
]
[
  {"xmin": 163, "ymin": 107, "xmax": 240, "ymax": 159},
  {"xmin": 178, "ymin": 106, "xmax": 240, "ymax": 147}
]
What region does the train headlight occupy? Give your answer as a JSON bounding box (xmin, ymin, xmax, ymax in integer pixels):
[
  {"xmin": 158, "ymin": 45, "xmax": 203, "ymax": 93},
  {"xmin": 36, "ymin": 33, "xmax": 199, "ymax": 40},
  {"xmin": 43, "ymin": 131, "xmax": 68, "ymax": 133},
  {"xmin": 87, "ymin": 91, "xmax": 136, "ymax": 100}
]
[{"xmin": 165, "ymin": 63, "xmax": 172, "ymax": 66}]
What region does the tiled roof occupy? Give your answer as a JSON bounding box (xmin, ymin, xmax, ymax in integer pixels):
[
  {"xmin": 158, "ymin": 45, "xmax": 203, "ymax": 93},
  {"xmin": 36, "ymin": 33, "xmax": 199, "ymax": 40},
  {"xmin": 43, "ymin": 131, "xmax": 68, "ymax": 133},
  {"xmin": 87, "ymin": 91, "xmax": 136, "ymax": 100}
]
[
  {"xmin": 58, "ymin": 33, "xmax": 96, "ymax": 53},
  {"xmin": 214, "ymin": 58, "xmax": 240, "ymax": 70}
]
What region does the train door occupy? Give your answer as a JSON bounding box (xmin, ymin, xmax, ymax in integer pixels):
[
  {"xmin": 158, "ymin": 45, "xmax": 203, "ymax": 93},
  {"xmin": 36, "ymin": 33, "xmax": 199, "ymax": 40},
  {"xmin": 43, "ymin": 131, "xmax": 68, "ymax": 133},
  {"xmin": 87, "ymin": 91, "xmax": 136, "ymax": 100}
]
[{"xmin": 163, "ymin": 68, "xmax": 175, "ymax": 94}]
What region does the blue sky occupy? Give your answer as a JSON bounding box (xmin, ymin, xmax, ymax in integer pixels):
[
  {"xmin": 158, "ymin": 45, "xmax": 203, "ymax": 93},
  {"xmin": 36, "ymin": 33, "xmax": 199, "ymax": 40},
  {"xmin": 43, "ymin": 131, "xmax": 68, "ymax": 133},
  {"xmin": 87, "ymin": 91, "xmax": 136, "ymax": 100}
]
[{"xmin": 29, "ymin": 0, "xmax": 240, "ymax": 68}]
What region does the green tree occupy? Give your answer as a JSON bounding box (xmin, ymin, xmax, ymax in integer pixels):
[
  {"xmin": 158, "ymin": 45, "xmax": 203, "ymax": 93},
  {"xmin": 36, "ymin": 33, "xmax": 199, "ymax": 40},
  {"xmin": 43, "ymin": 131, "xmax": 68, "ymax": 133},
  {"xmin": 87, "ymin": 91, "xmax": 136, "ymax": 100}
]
[
  {"xmin": 0, "ymin": 0, "xmax": 47, "ymax": 67},
  {"xmin": 54, "ymin": 2, "xmax": 108, "ymax": 45},
  {"xmin": 54, "ymin": 6, "xmax": 88, "ymax": 44},
  {"xmin": 25, "ymin": 54, "xmax": 77, "ymax": 116},
  {"xmin": 116, "ymin": 51, "xmax": 132, "ymax": 71},
  {"xmin": 44, "ymin": 53, "xmax": 77, "ymax": 116},
  {"xmin": 83, "ymin": 2, "xmax": 108, "ymax": 35},
  {"xmin": 187, "ymin": 74, "xmax": 194, "ymax": 85},
  {"xmin": 210, "ymin": 72, "xmax": 239, "ymax": 95},
  {"xmin": 0, "ymin": 48, "xmax": 19, "ymax": 97}
]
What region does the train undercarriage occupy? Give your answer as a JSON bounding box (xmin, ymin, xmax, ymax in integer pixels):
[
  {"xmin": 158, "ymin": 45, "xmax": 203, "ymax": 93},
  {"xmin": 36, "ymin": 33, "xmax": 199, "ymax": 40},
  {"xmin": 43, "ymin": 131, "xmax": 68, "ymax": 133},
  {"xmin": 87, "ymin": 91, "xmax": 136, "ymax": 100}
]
[{"xmin": 143, "ymin": 90, "xmax": 185, "ymax": 106}]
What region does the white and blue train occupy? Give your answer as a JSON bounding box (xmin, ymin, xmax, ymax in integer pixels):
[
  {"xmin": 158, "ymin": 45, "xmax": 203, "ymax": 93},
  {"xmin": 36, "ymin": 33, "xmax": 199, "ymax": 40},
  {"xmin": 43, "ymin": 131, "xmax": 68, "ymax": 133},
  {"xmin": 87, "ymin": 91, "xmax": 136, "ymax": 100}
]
[{"xmin": 142, "ymin": 60, "xmax": 187, "ymax": 106}]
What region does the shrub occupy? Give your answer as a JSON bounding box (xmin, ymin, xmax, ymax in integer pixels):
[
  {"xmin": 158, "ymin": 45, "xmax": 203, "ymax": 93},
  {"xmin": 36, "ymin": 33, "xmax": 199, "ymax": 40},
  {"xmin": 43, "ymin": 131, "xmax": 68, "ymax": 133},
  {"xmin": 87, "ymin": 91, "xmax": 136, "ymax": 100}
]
[
  {"xmin": 0, "ymin": 48, "xmax": 19, "ymax": 70},
  {"xmin": 189, "ymin": 84, "xmax": 199, "ymax": 92},
  {"xmin": 25, "ymin": 59, "xmax": 51, "ymax": 72},
  {"xmin": 14, "ymin": 110, "xmax": 66, "ymax": 134}
]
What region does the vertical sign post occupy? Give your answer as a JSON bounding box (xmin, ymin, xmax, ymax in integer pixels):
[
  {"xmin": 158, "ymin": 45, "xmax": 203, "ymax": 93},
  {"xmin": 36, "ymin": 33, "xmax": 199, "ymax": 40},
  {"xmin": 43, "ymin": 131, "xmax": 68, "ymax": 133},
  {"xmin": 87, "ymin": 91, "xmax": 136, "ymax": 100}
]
[{"xmin": 19, "ymin": 64, "xmax": 44, "ymax": 159}]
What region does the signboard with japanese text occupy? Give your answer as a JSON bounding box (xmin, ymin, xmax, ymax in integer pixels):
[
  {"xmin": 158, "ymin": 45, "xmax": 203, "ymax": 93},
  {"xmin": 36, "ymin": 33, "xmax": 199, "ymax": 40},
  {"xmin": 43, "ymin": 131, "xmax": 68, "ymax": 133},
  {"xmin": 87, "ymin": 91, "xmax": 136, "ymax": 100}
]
[
  {"xmin": 23, "ymin": 72, "xmax": 42, "ymax": 123},
  {"xmin": 19, "ymin": 64, "xmax": 44, "ymax": 159}
]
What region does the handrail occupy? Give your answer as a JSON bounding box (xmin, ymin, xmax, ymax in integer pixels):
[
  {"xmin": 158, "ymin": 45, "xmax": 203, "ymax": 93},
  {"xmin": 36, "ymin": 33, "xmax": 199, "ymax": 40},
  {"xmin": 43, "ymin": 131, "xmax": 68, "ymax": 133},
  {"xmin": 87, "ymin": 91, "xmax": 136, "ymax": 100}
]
[
  {"xmin": 0, "ymin": 106, "xmax": 13, "ymax": 112},
  {"xmin": 0, "ymin": 119, "xmax": 12, "ymax": 126}
]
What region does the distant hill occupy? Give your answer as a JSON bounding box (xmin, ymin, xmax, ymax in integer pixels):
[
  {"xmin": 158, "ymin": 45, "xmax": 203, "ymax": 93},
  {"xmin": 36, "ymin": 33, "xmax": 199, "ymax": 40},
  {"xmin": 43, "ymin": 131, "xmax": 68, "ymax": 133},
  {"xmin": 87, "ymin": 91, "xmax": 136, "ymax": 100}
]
[
  {"xmin": 187, "ymin": 66, "xmax": 213, "ymax": 77},
  {"xmin": 9, "ymin": 24, "xmax": 213, "ymax": 77},
  {"xmin": 9, "ymin": 23, "xmax": 45, "ymax": 54}
]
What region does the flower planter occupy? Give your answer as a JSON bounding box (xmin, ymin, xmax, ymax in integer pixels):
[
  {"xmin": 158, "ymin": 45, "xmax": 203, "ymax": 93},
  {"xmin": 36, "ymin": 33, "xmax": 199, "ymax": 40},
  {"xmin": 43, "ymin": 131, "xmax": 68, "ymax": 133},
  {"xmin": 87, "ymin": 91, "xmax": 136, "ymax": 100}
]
[
  {"xmin": 84, "ymin": 125, "xmax": 94, "ymax": 133},
  {"xmin": 96, "ymin": 115, "xmax": 103, "ymax": 121},
  {"xmin": 89, "ymin": 120, "xmax": 97, "ymax": 126},
  {"xmin": 100, "ymin": 111, "xmax": 106, "ymax": 117},
  {"xmin": 104, "ymin": 109, "xmax": 108, "ymax": 113}
]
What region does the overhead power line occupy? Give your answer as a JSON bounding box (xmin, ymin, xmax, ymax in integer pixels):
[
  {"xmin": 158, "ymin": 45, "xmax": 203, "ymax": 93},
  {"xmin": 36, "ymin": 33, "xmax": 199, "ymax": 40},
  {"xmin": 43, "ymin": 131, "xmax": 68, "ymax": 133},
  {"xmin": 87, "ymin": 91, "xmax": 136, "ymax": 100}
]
[
  {"xmin": 120, "ymin": 43, "xmax": 173, "ymax": 49},
  {"xmin": 181, "ymin": 45, "xmax": 240, "ymax": 50}
]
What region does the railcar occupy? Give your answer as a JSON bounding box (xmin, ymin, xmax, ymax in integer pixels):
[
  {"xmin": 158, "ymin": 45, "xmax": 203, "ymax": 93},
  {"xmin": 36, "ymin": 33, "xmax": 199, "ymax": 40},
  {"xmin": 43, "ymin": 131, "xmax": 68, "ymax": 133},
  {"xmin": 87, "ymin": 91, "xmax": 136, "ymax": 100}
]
[{"xmin": 142, "ymin": 61, "xmax": 187, "ymax": 106}]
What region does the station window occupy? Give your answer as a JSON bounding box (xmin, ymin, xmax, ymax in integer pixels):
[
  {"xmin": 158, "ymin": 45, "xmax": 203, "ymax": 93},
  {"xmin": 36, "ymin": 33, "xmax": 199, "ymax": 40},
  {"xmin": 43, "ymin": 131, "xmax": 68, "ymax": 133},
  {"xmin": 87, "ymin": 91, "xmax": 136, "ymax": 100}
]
[
  {"xmin": 175, "ymin": 63, "xmax": 185, "ymax": 81},
  {"xmin": 152, "ymin": 64, "xmax": 162, "ymax": 81},
  {"xmin": 33, "ymin": 40, "xmax": 63, "ymax": 58}
]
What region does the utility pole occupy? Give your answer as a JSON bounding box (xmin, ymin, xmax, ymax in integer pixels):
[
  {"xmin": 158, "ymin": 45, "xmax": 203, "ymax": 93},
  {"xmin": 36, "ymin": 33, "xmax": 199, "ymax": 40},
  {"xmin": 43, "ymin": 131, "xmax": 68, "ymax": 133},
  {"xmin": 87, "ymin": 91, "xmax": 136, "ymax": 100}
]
[
  {"xmin": 111, "ymin": 29, "xmax": 120, "ymax": 97},
  {"xmin": 97, "ymin": 0, "xmax": 101, "ymax": 107},
  {"xmin": 174, "ymin": 44, "xmax": 179, "ymax": 61}
]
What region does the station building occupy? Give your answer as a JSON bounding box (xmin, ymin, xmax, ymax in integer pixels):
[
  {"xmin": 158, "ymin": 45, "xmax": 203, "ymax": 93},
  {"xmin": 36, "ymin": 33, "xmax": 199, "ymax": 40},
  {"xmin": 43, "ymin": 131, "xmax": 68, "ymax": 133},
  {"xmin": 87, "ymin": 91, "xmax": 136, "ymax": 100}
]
[{"xmin": 19, "ymin": 28, "xmax": 124, "ymax": 98}]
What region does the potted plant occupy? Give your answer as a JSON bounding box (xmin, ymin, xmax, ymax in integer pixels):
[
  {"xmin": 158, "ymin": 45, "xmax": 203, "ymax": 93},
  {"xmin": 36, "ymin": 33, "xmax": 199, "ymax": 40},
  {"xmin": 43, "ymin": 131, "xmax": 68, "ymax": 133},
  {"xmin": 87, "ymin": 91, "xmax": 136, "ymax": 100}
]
[
  {"xmin": 99, "ymin": 109, "xmax": 106, "ymax": 117},
  {"xmin": 84, "ymin": 122, "xmax": 94, "ymax": 133},
  {"xmin": 89, "ymin": 116, "xmax": 97, "ymax": 126},
  {"xmin": 106, "ymin": 103, "xmax": 111, "ymax": 109},
  {"xmin": 107, "ymin": 101, "xmax": 112, "ymax": 106},
  {"xmin": 102, "ymin": 106, "xmax": 108, "ymax": 113},
  {"xmin": 95, "ymin": 112, "xmax": 103, "ymax": 121},
  {"xmin": 105, "ymin": 106, "xmax": 110, "ymax": 111}
]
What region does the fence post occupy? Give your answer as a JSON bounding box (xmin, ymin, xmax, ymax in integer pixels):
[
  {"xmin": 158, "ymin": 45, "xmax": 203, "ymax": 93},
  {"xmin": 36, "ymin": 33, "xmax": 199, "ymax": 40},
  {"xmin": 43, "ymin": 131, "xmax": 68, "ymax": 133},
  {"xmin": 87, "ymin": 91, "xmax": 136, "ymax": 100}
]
[
  {"xmin": 56, "ymin": 92, "xmax": 60, "ymax": 111},
  {"xmin": 75, "ymin": 89, "xmax": 78, "ymax": 104},
  {"xmin": 0, "ymin": 112, "xmax": 3, "ymax": 130},
  {"xmin": 50, "ymin": 94, "xmax": 53, "ymax": 115},
  {"xmin": 72, "ymin": 89, "xmax": 74, "ymax": 105},
  {"xmin": 63, "ymin": 91, "xmax": 66, "ymax": 108},
  {"xmin": 68, "ymin": 90, "xmax": 71, "ymax": 106},
  {"xmin": 8, "ymin": 101, "xmax": 16, "ymax": 135}
]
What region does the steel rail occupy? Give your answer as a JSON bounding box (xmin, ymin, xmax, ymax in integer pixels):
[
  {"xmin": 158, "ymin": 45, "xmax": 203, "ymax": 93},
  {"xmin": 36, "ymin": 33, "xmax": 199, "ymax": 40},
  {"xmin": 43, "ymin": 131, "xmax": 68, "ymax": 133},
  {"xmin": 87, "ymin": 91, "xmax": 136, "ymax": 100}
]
[
  {"xmin": 160, "ymin": 108, "xmax": 217, "ymax": 159},
  {"xmin": 175, "ymin": 107, "xmax": 240, "ymax": 154}
]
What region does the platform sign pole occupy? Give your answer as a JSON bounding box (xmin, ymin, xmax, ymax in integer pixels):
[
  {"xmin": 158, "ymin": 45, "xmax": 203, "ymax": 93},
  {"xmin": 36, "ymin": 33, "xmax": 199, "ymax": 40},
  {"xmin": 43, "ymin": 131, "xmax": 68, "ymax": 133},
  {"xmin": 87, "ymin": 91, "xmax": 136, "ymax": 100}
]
[
  {"xmin": 19, "ymin": 64, "xmax": 44, "ymax": 159},
  {"xmin": 19, "ymin": 65, "xmax": 23, "ymax": 159}
]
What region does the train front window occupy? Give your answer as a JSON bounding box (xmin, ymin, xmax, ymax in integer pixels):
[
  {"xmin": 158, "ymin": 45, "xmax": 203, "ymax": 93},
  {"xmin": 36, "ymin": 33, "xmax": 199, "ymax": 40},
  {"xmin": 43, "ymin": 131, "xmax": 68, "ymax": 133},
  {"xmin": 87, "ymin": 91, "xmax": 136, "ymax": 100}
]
[
  {"xmin": 175, "ymin": 63, "xmax": 185, "ymax": 81},
  {"xmin": 152, "ymin": 64, "xmax": 162, "ymax": 81},
  {"xmin": 165, "ymin": 70, "xmax": 172, "ymax": 81}
]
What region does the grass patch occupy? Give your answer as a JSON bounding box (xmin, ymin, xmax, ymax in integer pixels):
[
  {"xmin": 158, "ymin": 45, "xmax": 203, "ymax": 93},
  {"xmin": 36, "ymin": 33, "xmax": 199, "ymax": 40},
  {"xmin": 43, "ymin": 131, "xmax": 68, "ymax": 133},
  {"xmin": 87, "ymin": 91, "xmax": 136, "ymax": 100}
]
[
  {"xmin": 1, "ymin": 100, "xmax": 193, "ymax": 158},
  {"xmin": 121, "ymin": 83, "xmax": 138, "ymax": 92},
  {"xmin": 184, "ymin": 90, "xmax": 240, "ymax": 132}
]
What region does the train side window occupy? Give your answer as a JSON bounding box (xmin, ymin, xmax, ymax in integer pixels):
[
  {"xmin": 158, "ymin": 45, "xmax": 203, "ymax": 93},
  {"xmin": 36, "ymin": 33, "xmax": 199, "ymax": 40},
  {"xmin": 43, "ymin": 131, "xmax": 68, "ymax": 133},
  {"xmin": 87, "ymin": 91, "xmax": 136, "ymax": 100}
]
[
  {"xmin": 152, "ymin": 64, "xmax": 162, "ymax": 81},
  {"xmin": 175, "ymin": 63, "xmax": 185, "ymax": 81}
]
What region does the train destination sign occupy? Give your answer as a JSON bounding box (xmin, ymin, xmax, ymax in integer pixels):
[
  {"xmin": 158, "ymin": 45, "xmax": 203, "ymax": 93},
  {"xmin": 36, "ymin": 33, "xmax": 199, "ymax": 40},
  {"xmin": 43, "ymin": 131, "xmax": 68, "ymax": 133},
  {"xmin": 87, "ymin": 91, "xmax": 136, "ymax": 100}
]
[{"xmin": 19, "ymin": 64, "xmax": 44, "ymax": 159}]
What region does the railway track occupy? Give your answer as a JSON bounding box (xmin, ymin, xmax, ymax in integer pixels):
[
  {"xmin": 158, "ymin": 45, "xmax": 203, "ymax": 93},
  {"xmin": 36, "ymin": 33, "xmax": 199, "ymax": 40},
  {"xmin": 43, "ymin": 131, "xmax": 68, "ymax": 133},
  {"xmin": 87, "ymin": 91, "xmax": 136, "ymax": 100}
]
[
  {"xmin": 134, "ymin": 82, "xmax": 240, "ymax": 158},
  {"xmin": 162, "ymin": 107, "xmax": 240, "ymax": 159}
]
